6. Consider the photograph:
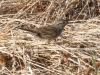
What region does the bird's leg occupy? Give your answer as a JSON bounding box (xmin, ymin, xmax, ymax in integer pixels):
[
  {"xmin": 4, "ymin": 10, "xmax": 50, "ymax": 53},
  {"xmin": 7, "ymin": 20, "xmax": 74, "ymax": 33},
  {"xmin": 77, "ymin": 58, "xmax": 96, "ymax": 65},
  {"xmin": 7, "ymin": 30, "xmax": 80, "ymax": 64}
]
[
  {"xmin": 47, "ymin": 39, "xmax": 51, "ymax": 44},
  {"xmin": 47, "ymin": 39, "xmax": 57, "ymax": 45},
  {"xmin": 46, "ymin": 39, "xmax": 54, "ymax": 45},
  {"xmin": 51, "ymin": 39, "xmax": 57, "ymax": 45}
]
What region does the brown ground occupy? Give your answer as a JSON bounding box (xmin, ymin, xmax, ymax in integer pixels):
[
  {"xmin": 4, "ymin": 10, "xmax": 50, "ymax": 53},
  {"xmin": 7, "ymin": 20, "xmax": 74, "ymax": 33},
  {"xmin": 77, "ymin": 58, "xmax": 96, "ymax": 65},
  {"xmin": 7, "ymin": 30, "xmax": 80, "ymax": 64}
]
[{"xmin": 0, "ymin": 0, "xmax": 100, "ymax": 75}]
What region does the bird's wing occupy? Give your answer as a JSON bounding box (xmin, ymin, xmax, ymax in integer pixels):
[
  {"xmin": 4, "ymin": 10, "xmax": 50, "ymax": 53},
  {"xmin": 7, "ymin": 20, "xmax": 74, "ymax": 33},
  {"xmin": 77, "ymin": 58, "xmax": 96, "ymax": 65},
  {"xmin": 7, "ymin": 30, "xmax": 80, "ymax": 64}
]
[{"xmin": 37, "ymin": 25, "xmax": 57, "ymax": 38}]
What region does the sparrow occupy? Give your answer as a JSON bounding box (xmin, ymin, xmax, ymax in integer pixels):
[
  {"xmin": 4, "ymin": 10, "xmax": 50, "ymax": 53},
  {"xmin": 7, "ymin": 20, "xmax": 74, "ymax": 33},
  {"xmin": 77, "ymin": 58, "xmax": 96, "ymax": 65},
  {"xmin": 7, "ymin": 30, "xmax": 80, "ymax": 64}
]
[{"xmin": 18, "ymin": 19, "xmax": 68, "ymax": 42}]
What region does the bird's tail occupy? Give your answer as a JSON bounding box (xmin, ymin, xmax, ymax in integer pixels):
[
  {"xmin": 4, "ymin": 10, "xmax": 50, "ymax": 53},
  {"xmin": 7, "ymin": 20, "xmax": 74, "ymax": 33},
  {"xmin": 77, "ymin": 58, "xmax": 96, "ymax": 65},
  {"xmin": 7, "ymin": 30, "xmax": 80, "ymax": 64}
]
[{"xmin": 17, "ymin": 25, "xmax": 40, "ymax": 34}]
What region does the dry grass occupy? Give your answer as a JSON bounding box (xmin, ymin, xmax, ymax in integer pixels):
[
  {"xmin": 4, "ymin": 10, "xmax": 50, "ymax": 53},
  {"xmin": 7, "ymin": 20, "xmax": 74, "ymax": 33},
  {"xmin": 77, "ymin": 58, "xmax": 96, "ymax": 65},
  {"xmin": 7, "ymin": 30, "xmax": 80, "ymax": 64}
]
[{"xmin": 0, "ymin": 0, "xmax": 100, "ymax": 75}]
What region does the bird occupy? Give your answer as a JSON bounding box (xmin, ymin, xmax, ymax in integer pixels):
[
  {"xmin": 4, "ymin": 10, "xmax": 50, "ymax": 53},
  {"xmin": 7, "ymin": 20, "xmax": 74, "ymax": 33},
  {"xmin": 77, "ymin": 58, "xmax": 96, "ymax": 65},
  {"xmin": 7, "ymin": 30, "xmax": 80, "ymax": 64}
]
[{"xmin": 18, "ymin": 19, "xmax": 68, "ymax": 43}]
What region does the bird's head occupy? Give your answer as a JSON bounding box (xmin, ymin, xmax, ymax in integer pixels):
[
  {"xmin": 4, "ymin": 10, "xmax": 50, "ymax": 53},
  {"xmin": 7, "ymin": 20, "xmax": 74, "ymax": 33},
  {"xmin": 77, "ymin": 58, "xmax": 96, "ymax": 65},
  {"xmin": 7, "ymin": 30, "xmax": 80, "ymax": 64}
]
[{"xmin": 56, "ymin": 19, "xmax": 68, "ymax": 28}]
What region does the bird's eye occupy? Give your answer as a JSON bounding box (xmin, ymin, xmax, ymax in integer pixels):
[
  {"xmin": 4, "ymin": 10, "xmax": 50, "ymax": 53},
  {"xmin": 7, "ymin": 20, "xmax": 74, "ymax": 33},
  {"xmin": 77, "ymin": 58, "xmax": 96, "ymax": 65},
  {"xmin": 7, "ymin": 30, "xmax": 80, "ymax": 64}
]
[{"xmin": 63, "ymin": 21, "xmax": 66, "ymax": 24}]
